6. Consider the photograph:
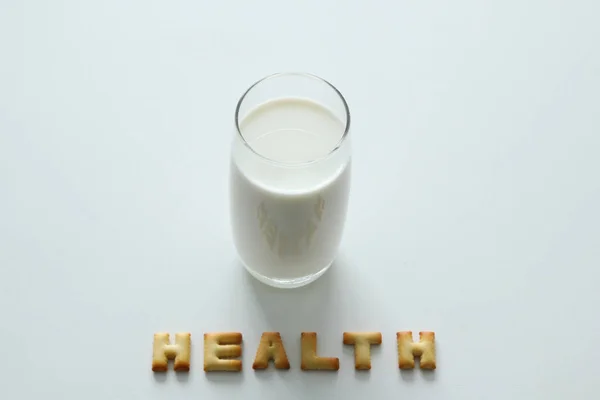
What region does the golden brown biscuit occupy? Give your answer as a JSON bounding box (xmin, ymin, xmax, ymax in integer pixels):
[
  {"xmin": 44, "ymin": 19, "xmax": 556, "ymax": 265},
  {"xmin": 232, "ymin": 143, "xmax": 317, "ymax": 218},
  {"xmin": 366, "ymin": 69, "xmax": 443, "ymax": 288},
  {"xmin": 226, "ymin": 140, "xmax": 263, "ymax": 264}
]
[
  {"xmin": 204, "ymin": 332, "xmax": 243, "ymax": 372},
  {"xmin": 252, "ymin": 332, "xmax": 290, "ymax": 370},
  {"xmin": 300, "ymin": 332, "xmax": 339, "ymax": 371},
  {"xmin": 397, "ymin": 331, "xmax": 436, "ymax": 369},
  {"xmin": 152, "ymin": 332, "xmax": 191, "ymax": 372},
  {"xmin": 343, "ymin": 332, "xmax": 382, "ymax": 370}
]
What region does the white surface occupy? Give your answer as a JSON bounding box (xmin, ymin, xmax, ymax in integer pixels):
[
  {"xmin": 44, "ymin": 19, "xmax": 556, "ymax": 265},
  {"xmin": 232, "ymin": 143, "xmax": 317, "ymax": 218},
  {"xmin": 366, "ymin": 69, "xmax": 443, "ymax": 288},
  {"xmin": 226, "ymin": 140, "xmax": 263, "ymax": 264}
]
[{"xmin": 0, "ymin": 0, "xmax": 599, "ymax": 399}]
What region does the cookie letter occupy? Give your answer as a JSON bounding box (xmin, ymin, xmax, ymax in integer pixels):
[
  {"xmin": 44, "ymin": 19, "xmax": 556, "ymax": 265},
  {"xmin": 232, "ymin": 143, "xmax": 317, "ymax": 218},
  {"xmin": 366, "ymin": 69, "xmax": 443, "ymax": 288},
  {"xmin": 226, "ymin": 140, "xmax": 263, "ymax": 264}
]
[
  {"xmin": 397, "ymin": 331, "xmax": 436, "ymax": 369},
  {"xmin": 343, "ymin": 332, "xmax": 382, "ymax": 370},
  {"xmin": 152, "ymin": 332, "xmax": 191, "ymax": 372},
  {"xmin": 301, "ymin": 332, "xmax": 339, "ymax": 371},
  {"xmin": 204, "ymin": 332, "xmax": 243, "ymax": 372},
  {"xmin": 252, "ymin": 332, "xmax": 290, "ymax": 370}
]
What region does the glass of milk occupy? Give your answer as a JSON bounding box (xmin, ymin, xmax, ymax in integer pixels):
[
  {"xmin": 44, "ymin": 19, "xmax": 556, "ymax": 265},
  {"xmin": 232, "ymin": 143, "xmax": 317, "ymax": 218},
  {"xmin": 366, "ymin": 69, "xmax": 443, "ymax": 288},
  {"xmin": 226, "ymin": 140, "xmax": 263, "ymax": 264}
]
[{"xmin": 230, "ymin": 72, "xmax": 351, "ymax": 289}]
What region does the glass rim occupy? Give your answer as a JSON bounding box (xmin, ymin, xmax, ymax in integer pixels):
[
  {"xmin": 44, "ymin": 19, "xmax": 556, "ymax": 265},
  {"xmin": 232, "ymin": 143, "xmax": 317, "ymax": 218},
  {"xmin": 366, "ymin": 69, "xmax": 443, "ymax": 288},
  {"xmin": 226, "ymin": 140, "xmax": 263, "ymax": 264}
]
[{"xmin": 234, "ymin": 72, "xmax": 351, "ymax": 166}]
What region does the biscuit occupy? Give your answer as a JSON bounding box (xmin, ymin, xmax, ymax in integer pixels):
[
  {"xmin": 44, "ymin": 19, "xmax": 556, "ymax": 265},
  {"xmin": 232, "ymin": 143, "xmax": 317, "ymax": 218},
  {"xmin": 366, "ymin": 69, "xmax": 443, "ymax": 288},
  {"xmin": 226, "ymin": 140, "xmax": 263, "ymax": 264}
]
[
  {"xmin": 300, "ymin": 332, "xmax": 339, "ymax": 371},
  {"xmin": 397, "ymin": 331, "xmax": 436, "ymax": 369},
  {"xmin": 204, "ymin": 332, "xmax": 243, "ymax": 372},
  {"xmin": 252, "ymin": 332, "xmax": 290, "ymax": 370},
  {"xmin": 152, "ymin": 332, "xmax": 191, "ymax": 372},
  {"xmin": 343, "ymin": 332, "xmax": 382, "ymax": 370}
]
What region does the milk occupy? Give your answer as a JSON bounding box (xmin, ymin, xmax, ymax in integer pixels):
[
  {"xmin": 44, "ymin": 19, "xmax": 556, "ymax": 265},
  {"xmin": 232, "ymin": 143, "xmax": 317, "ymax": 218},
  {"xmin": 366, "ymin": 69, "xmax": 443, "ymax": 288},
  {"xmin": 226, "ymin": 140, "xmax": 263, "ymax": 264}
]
[{"xmin": 230, "ymin": 98, "xmax": 351, "ymax": 287}]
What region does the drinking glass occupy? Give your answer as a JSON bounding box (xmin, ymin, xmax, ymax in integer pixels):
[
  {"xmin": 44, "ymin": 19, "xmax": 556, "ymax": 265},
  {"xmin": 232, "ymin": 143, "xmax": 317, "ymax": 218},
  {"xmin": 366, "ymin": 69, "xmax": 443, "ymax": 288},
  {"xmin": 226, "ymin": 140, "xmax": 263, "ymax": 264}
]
[{"xmin": 230, "ymin": 72, "xmax": 351, "ymax": 288}]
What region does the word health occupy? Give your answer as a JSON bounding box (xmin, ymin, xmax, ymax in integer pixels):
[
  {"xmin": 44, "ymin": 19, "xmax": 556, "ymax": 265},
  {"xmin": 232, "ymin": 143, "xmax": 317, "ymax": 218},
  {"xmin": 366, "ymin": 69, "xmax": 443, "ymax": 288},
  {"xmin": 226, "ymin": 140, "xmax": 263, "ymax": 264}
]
[{"xmin": 151, "ymin": 331, "xmax": 436, "ymax": 372}]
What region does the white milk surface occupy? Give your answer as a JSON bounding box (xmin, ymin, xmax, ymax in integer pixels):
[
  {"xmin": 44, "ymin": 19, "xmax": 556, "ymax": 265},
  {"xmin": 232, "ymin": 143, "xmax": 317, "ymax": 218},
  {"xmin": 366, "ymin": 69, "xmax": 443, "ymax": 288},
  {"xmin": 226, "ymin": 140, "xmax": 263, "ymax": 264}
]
[{"xmin": 230, "ymin": 98, "xmax": 351, "ymax": 286}]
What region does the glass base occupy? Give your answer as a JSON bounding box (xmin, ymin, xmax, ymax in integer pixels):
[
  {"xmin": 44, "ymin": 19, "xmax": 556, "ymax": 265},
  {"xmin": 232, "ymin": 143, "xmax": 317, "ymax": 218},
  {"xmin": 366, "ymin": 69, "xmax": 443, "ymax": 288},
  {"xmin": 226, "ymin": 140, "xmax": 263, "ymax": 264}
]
[{"xmin": 241, "ymin": 261, "xmax": 333, "ymax": 289}]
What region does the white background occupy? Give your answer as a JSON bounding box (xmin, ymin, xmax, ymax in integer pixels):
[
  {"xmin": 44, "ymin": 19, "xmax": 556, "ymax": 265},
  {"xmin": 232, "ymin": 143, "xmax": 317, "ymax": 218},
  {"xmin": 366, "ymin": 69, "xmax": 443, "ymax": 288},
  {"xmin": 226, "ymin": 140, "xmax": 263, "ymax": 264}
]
[{"xmin": 1, "ymin": 0, "xmax": 599, "ymax": 399}]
